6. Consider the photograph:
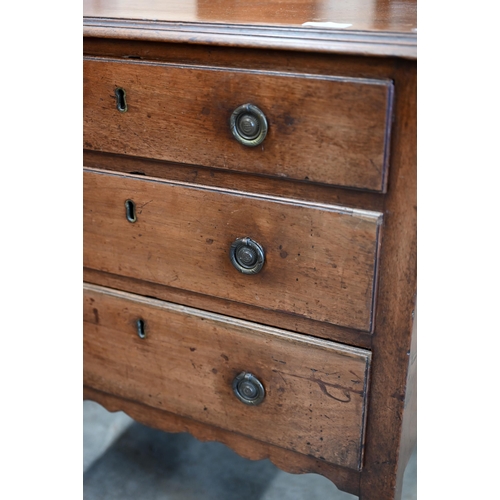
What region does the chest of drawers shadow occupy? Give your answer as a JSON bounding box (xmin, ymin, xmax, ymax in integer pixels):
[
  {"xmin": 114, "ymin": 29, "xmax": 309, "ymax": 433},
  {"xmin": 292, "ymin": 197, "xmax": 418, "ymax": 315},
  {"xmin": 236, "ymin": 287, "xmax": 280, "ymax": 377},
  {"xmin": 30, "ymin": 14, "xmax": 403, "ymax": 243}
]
[{"xmin": 83, "ymin": 2, "xmax": 417, "ymax": 498}]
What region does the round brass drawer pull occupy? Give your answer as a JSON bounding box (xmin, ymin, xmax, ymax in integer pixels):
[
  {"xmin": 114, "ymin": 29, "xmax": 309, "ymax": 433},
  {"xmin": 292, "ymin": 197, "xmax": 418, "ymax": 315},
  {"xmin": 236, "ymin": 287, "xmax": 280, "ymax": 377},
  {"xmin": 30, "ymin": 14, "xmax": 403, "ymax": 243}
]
[
  {"xmin": 230, "ymin": 103, "xmax": 268, "ymax": 147},
  {"xmin": 229, "ymin": 237, "xmax": 265, "ymax": 274},
  {"xmin": 233, "ymin": 372, "xmax": 265, "ymax": 405}
]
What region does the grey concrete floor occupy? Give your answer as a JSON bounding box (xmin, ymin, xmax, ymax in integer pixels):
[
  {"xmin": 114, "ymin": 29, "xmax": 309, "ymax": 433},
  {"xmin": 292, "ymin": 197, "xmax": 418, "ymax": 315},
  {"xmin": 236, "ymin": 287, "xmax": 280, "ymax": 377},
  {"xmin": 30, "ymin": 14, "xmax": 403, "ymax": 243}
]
[{"xmin": 84, "ymin": 401, "xmax": 416, "ymax": 499}]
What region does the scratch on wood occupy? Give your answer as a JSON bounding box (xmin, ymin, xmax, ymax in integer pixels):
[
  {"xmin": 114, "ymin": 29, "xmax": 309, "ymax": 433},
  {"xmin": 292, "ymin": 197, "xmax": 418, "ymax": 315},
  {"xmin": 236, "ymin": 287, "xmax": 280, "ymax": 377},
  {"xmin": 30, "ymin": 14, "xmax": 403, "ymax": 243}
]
[
  {"xmin": 316, "ymin": 380, "xmax": 351, "ymax": 403},
  {"xmin": 286, "ymin": 373, "xmax": 362, "ymax": 402}
]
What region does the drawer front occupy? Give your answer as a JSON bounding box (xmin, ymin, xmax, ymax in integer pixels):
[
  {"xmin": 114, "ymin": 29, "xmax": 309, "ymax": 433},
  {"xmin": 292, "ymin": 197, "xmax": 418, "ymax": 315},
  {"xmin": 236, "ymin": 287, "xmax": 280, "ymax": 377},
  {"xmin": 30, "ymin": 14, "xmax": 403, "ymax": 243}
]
[
  {"xmin": 84, "ymin": 284, "xmax": 371, "ymax": 470},
  {"xmin": 83, "ymin": 58, "xmax": 393, "ymax": 192},
  {"xmin": 84, "ymin": 169, "xmax": 382, "ymax": 332}
]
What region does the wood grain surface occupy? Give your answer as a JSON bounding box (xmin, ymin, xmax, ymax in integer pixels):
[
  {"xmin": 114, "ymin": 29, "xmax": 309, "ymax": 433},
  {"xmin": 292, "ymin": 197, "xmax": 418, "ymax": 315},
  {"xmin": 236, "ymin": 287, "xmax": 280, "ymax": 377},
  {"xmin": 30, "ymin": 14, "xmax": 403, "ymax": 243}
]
[
  {"xmin": 82, "ymin": 22, "xmax": 417, "ymax": 499},
  {"xmin": 83, "ymin": 168, "xmax": 382, "ymax": 332},
  {"xmin": 358, "ymin": 58, "xmax": 417, "ymax": 500},
  {"xmin": 83, "ymin": 266, "xmax": 374, "ymax": 349},
  {"xmin": 83, "ymin": 0, "xmax": 417, "ymax": 33},
  {"xmin": 82, "ymin": 38, "xmax": 410, "ymax": 77},
  {"xmin": 83, "ymin": 58, "xmax": 393, "ymax": 191},
  {"xmin": 83, "ymin": 18, "xmax": 417, "ymax": 59},
  {"xmin": 83, "ymin": 150, "xmax": 386, "ymax": 214},
  {"xmin": 84, "ymin": 283, "xmax": 371, "ymax": 470}
]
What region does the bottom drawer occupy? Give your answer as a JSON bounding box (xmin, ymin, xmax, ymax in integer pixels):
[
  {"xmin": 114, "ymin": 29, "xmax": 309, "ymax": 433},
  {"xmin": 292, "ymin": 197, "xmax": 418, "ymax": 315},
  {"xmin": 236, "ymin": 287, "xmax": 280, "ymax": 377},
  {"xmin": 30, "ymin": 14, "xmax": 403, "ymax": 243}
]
[{"xmin": 83, "ymin": 283, "xmax": 371, "ymax": 470}]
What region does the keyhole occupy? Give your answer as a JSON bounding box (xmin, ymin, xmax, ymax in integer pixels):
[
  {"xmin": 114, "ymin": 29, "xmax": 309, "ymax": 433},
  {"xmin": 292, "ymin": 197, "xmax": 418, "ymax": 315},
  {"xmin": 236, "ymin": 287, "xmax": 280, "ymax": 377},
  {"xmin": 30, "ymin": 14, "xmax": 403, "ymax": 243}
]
[
  {"xmin": 136, "ymin": 319, "xmax": 146, "ymax": 339},
  {"xmin": 115, "ymin": 87, "xmax": 127, "ymax": 112},
  {"xmin": 125, "ymin": 199, "xmax": 137, "ymax": 223}
]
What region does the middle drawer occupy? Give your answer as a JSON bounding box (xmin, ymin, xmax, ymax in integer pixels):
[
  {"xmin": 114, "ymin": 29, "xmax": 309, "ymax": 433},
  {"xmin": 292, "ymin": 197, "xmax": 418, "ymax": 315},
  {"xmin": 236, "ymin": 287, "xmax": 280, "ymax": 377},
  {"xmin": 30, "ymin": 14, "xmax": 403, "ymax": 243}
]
[{"xmin": 84, "ymin": 169, "xmax": 382, "ymax": 332}]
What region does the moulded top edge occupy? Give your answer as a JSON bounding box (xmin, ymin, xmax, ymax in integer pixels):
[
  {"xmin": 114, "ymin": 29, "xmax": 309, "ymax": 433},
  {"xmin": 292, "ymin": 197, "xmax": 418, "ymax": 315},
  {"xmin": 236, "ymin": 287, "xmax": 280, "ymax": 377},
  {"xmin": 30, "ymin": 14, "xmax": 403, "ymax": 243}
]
[{"xmin": 83, "ymin": 16, "xmax": 417, "ymax": 60}]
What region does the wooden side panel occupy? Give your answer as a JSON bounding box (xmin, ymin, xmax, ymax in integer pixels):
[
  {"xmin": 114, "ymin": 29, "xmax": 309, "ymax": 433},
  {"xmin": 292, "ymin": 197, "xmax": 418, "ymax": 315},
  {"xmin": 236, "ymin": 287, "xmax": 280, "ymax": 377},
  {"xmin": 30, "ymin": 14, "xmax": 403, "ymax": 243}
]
[
  {"xmin": 83, "ymin": 169, "xmax": 382, "ymax": 332},
  {"xmin": 83, "ymin": 284, "xmax": 371, "ymax": 470},
  {"xmin": 359, "ymin": 59, "xmax": 417, "ymax": 500},
  {"xmin": 83, "ymin": 58, "xmax": 393, "ymax": 191}
]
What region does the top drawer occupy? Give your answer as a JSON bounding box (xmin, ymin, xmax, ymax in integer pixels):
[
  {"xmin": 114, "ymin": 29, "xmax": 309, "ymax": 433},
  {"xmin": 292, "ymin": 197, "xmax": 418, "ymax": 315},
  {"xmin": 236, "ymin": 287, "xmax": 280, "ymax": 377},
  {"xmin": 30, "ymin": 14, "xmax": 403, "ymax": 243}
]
[{"xmin": 83, "ymin": 58, "xmax": 393, "ymax": 192}]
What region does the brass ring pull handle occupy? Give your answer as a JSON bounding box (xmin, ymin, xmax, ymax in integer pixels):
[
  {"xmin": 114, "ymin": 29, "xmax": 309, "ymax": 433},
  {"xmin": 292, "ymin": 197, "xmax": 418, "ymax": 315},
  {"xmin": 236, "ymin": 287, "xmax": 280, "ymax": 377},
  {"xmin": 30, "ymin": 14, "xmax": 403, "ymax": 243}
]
[
  {"xmin": 233, "ymin": 372, "xmax": 266, "ymax": 405},
  {"xmin": 230, "ymin": 104, "xmax": 268, "ymax": 147},
  {"xmin": 229, "ymin": 237, "xmax": 265, "ymax": 274}
]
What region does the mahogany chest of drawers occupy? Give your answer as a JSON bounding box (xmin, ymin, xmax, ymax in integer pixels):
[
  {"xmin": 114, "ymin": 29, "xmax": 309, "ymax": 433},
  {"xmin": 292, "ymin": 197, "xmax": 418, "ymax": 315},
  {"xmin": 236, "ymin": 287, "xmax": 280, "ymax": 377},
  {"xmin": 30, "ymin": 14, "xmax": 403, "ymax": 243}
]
[{"xmin": 83, "ymin": 2, "xmax": 417, "ymax": 498}]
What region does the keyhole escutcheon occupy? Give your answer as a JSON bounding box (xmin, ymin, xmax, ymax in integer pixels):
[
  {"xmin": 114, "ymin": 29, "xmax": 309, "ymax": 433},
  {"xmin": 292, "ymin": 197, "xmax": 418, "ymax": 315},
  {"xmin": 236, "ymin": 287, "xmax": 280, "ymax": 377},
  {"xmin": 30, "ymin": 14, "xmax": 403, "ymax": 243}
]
[
  {"xmin": 136, "ymin": 319, "xmax": 146, "ymax": 339},
  {"xmin": 125, "ymin": 199, "xmax": 137, "ymax": 223},
  {"xmin": 115, "ymin": 87, "xmax": 127, "ymax": 112}
]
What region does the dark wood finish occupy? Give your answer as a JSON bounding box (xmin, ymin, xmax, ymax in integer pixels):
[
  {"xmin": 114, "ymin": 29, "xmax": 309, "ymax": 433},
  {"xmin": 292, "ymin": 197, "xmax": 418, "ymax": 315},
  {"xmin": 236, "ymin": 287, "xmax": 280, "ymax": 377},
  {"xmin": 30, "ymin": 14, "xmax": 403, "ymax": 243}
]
[
  {"xmin": 84, "ymin": 385, "xmax": 362, "ymax": 497},
  {"xmin": 83, "ymin": 4, "xmax": 417, "ymax": 498},
  {"xmin": 82, "ymin": 39, "xmax": 403, "ymax": 80},
  {"xmin": 84, "ymin": 58, "xmax": 393, "ymax": 191},
  {"xmin": 84, "ymin": 168, "xmax": 382, "ymax": 332},
  {"xmin": 84, "ymin": 283, "xmax": 371, "ymax": 470}
]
